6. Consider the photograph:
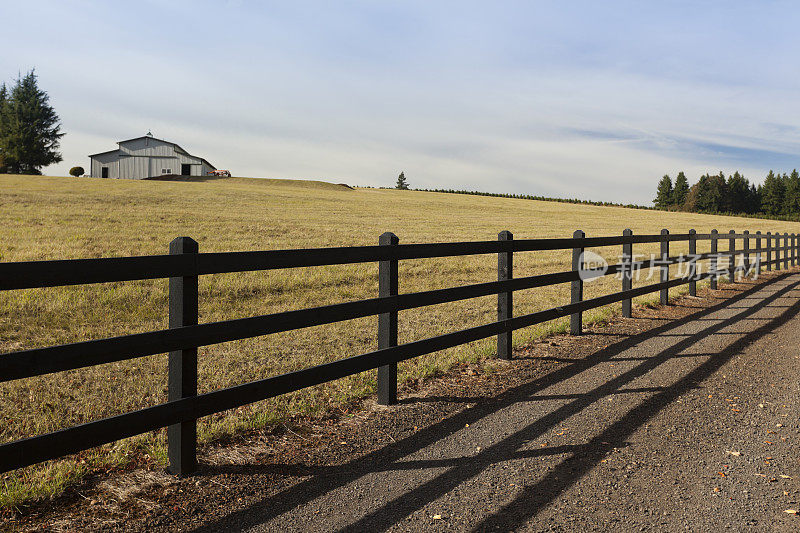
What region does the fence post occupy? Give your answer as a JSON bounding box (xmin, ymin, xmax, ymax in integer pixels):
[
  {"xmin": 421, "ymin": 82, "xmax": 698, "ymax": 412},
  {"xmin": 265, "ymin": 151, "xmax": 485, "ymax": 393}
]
[
  {"xmin": 794, "ymin": 234, "xmax": 797, "ymax": 267},
  {"xmin": 755, "ymin": 231, "xmax": 761, "ymax": 277},
  {"xmin": 168, "ymin": 236, "xmax": 198, "ymax": 477},
  {"xmin": 743, "ymin": 230, "xmax": 750, "ymax": 274},
  {"xmin": 497, "ymin": 230, "xmax": 513, "ymax": 360},
  {"xmin": 378, "ymin": 232, "xmax": 399, "ymax": 405},
  {"xmin": 622, "ymin": 228, "xmax": 633, "ymax": 317},
  {"xmin": 710, "ymin": 229, "xmax": 718, "ymax": 289},
  {"xmin": 728, "ymin": 230, "xmax": 736, "ymax": 282},
  {"xmin": 688, "ymin": 229, "xmax": 697, "ymax": 296},
  {"xmin": 660, "ymin": 229, "xmax": 669, "ymax": 305},
  {"xmin": 785, "ymin": 233, "xmax": 790, "ymax": 270},
  {"xmin": 766, "ymin": 232, "xmax": 772, "ymax": 272},
  {"xmin": 570, "ymin": 230, "xmax": 584, "ymax": 335}
]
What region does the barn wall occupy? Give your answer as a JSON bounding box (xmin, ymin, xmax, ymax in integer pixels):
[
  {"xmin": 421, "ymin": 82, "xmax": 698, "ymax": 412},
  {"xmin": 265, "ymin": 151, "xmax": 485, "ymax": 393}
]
[
  {"xmin": 90, "ymin": 152, "xmax": 120, "ymax": 178},
  {"xmin": 90, "ymin": 138, "xmax": 216, "ymax": 179},
  {"xmin": 149, "ymin": 157, "xmax": 180, "ymax": 176},
  {"xmin": 117, "ymin": 156, "xmax": 154, "ymax": 179}
]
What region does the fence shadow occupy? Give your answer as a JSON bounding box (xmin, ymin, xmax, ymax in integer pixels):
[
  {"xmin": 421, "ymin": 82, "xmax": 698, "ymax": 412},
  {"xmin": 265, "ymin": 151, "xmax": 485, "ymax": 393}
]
[{"xmin": 190, "ymin": 273, "xmax": 800, "ymax": 532}]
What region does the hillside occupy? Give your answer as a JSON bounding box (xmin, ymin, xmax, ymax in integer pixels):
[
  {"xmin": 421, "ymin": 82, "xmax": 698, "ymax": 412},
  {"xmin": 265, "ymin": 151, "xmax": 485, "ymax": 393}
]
[{"xmin": 2, "ymin": 173, "xmax": 800, "ymax": 508}]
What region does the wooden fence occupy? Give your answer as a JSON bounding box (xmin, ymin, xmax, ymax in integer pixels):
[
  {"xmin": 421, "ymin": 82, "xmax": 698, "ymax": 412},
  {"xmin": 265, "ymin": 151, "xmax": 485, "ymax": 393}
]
[{"xmin": 0, "ymin": 228, "xmax": 797, "ymax": 475}]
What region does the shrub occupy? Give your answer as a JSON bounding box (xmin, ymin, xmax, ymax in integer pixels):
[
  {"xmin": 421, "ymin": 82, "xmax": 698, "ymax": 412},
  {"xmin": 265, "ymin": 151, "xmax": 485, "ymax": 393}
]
[{"xmin": 69, "ymin": 166, "xmax": 84, "ymax": 177}]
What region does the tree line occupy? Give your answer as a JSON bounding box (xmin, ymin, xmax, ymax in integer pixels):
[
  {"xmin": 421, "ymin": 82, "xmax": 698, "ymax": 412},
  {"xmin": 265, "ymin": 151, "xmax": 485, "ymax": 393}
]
[
  {"xmin": 0, "ymin": 69, "xmax": 64, "ymax": 174},
  {"xmin": 413, "ymin": 187, "xmax": 651, "ymax": 210},
  {"xmin": 654, "ymin": 170, "xmax": 800, "ymax": 218}
]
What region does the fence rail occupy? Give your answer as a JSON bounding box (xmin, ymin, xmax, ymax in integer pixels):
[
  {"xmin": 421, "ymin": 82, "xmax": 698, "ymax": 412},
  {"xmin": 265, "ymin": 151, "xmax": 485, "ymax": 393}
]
[{"xmin": 0, "ymin": 228, "xmax": 797, "ymax": 475}]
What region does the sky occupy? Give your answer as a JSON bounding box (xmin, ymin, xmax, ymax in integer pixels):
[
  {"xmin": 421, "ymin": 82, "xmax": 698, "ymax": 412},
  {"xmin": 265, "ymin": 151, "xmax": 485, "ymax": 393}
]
[{"xmin": 4, "ymin": 1, "xmax": 800, "ymax": 205}]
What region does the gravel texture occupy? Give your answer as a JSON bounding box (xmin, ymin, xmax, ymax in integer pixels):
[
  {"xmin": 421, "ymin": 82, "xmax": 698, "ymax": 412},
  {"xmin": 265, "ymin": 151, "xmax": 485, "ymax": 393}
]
[{"xmin": 9, "ymin": 271, "xmax": 800, "ymax": 532}]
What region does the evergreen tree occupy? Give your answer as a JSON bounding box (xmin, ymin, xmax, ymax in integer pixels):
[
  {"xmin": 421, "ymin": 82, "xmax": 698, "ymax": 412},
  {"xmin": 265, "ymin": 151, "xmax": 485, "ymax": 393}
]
[
  {"xmin": 695, "ymin": 173, "xmax": 728, "ymax": 212},
  {"xmin": 683, "ymin": 183, "xmax": 699, "ymax": 212},
  {"xmin": 0, "ymin": 83, "xmax": 6, "ymax": 173},
  {"xmin": 783, "ymin": 169, "xmax": 800, "ymax": 215},
  {"xmin": 654, "ymin": 174, "xmax": 673, "ymax": 208},
  {"xmin": 761, "ymin": 170, "xmax": 785, "ymax": 216},
  {"xmin": 671, "ymin": 171, "xmax": 689, "ymax": 208},
  {"xmin": 395, "ymin": 171, "xmax": 409, "ymax": 190},
  {"xmin": 726, "ymin": 171, "xmax": 750, "ymax": 213},
  {"xmin": 747, "ymin": 184, "xmax": 761, "ymax": 214},
  {"xmin": 0, "ymin": 70, "xmax": 64, "ymax": 174}
]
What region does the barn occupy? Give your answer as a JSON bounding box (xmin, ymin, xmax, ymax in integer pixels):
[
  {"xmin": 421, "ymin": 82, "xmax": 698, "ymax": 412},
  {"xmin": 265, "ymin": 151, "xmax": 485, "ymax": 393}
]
[{"xmin": 89, "ymin": 133, "xmax": 216, "ymax": 179}]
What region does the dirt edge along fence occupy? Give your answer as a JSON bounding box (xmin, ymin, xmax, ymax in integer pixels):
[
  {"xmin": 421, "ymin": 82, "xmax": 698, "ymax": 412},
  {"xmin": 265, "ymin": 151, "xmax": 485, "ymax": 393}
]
[{"xmin": 0, "ymin": 229, "xmax": 797, "ymax": 476}]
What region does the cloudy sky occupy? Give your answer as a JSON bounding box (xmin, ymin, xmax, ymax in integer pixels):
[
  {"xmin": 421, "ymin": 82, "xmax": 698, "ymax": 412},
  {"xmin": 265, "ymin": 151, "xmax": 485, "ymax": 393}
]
[{"xmin": 4, "ymin": 1, "xmax": 800, "ymax": 204}]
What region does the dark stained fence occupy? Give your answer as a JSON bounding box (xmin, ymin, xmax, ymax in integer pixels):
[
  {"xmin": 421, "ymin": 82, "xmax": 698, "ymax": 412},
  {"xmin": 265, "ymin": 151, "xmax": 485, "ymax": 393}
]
[{"xmin": 0, "ymin": 228, "xmax": 796, "ymax": 476}]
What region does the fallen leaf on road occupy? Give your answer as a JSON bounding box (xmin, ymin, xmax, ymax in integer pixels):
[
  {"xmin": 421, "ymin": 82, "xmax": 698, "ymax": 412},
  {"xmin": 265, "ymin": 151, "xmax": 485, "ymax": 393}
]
[
  {"xmin": 433, "ymin": 514, "xmax": 442, "ymax": 520},
  {"xmin": 785, "ymin": 509, "xmax": 797, "ymax": 515},
  {"xmin": 726, "ymin": 451, "xmax": 742, "ymax": 457},
  {"xmin": 765, "ymin": 441, "xmax": 774, "ymax": 445},
  {"xmin": 781, "ymin": 475, "xmax": 793, "ymax": 479}
]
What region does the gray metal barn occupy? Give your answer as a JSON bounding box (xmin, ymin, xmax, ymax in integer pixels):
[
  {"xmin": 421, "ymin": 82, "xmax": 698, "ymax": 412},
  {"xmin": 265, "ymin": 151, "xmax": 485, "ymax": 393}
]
[{"xmin": 89, "ymin": 133, "xmax": 216, "ymax": 179}]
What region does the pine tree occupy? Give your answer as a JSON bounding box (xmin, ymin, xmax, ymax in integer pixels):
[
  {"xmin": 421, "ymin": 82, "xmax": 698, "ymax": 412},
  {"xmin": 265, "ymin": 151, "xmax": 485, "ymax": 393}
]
[
  {"xmin": 395, "ymin": 171, "xmax": 409, "ymax": 190},
  {"xmin": 726, "ymin": 171, "xmax": 750, "ymax": 213},
  {"xmin": 671, "ymin": 171, "xmax": 689, "ymax": 208},
  {"xmin": 695, "ymin": 173, "xmax": 727, "ymax": 213},
  {"xmin": 0, "ymin": 83, "xmax": 6, "ymax": 173},
  {"xmin": 683, "ymin": 183, "xmax": 699, "ymax": 212},
  {"xmin": 783, "ymin": 169, "xmax": 800, "ymax": 215},
  {"xmin": 761, "ymin": 170, "xmax": 785, "ymax": 216},
  {"xmin": 0, "ymin": 70, "xmax": 64, "ymax": 174},
  {"xmin": 746, "ymin": 184, "xmax": 760, "ymax": 214},
  {"xmin": 654, "ymin": 174, "xmax": 673, "ymax": 208}
]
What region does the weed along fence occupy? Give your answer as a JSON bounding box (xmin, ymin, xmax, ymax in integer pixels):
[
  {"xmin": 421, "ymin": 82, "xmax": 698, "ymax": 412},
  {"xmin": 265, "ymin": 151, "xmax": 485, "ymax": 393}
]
[{"xmin": 0, "ymin": 228, "xmax": 798, "ymax": 476}]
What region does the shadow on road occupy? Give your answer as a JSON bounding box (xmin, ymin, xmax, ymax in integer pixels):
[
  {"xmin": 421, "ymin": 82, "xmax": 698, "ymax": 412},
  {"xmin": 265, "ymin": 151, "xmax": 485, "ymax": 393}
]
[{"xmin": 191, "ymin": 273, "xmax": 800, "ymax": 532}]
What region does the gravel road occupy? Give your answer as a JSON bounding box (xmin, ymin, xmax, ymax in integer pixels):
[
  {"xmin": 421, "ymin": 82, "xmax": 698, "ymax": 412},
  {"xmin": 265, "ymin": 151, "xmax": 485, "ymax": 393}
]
[{"xmin": 12, "ymin": 272, "xmax": 800, "ymax": 532}]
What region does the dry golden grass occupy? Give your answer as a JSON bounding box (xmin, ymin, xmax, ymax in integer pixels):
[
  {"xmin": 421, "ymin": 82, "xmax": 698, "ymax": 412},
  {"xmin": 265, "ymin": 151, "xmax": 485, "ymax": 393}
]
[{"xmin": 1, "ymin": 173, "xmax": 798, "ymax": 508}]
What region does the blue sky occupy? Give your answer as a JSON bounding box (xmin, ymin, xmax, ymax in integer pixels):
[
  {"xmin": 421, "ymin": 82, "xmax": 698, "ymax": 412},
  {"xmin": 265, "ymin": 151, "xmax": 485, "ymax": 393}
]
[{"xmin": 4, "ymin": 1, "xmax": 800, "ymax": 204}]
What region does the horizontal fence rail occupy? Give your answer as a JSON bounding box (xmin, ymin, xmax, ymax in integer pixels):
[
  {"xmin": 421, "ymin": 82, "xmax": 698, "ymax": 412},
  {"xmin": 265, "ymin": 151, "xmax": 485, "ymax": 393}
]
[{"xmin": 0, "ymin": 228, "xmax": 797, "ymax": 475}]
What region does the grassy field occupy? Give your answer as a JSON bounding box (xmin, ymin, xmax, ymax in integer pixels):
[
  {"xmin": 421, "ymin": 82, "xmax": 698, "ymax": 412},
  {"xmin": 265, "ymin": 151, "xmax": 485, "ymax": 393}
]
[{"xmin": 2, "ymin": 173, "xmax": 799, "ymax": 509}]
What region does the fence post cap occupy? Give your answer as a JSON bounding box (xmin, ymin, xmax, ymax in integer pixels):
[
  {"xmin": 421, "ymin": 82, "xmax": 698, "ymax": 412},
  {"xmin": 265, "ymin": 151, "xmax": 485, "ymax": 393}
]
[
  {"xmin": 661, "ymin": 228, "xmax": 669, "ymax": 234},
  {"xmin": 573, "ymin": 229, "xmax": 585, "ymax": 238},
  {"xmin": 623, "ymin": 228, "xmax": 633, "ymax": 235},
  {"xmin": 688, "ymin": 228, "xmax": 696, "ymax": 234},
  {"xmin": 379, "ymin": 232, "xmax": 399, "ymax": 245},
  {"xmin": 169, "ymin": 237, "xmax": 198, "ymax": 253},
  {"xmin": 498, "ymin": 230, "xmax": 513, "ymax": 240}
]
